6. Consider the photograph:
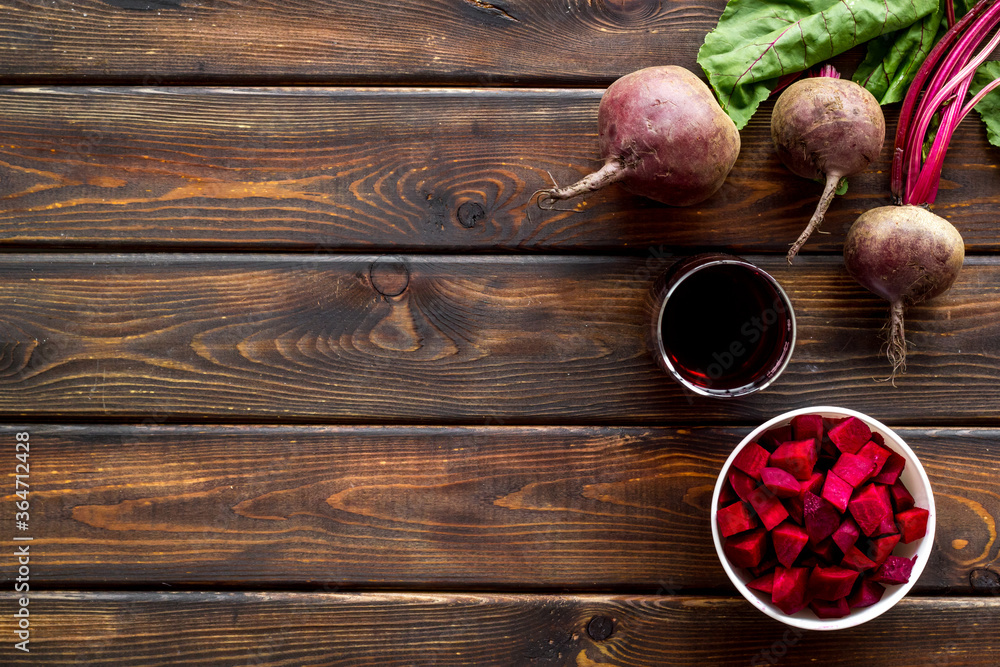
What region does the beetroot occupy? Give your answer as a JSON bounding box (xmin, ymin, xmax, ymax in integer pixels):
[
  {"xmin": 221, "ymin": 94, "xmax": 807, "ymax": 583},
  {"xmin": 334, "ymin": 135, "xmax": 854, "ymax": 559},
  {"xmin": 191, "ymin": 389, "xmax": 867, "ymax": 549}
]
[
  {"xmin": 808, "ymin": 565, "xmax": 860, "ymax": 601},
  {"xmin": 873, "ymin": 555, "xmax": 918, "ymax": 586},
  {"xmin": 848, "ymin": 578, "xmax": 887, "ymax": 608},
  {"xmin": 810, "ymin": 597, "xmax": 850, "ymax": 619},
  {"xmin": 857, "ymin": 440, "xmax": 892, "ymax": 475},
  {"xmin": 771, "ymin": 66, "xmax": 885, "ymax": 263},
  {"xmin": 724, "ymin": 527, "xmax": 768, "ymax": 569},
  {"xmin": 831, "ymin": 452, "xmax": 876, "ymax": 488},
  {"xmin": 733, "ymin": 442, "xmax": 771, "ymax": 480},
  {"xmin": 821, "ymin": 470, "xmax": 853, "ymax": 513},
  {"xmin": 772, "ymin": 521, "xmax": 810, "ymax": 568},
  {"xmin": 896, "ymin": 507, "xmax": 930, "ymax": 544},
  {"xmin": 890, "ymin": 479, "xmax": 916, "ymax": 512},
  {"xmin": 804, "ymin": 492, "xmax": 841, "ymax": 544},
  {"xmin": 791, "ymin": 413, "xmax": 824, "ymax": 449},
  {"xmin": 848, "ymin": 483, "xmax": 893, "ymax": 537},
  {"xmin": 864, "ymin": 534, "xmax": 902, "ymax": 567},
  {"xmin": 534, "ymin": 66, "xmax": 739, "ymax": 209},
  {"xmin": 747, "ymin": 571, "xmax": 775, "ymax": 595},
  {"xmin": 772, "ymin": 566, "xmax": 811, "ymax": 615},
  {"xmin": 717, "ymin": 501, "xmax": 758, "ymax": 538},
  {"xmin": 827, "ymin": 416, "xmax": 871, "ymax": 455},
  {"xmin": 761, "ymin": 467, "xmax": 801, "ymax": 499},
  {"xmin": 873, "ymin": 453, "xmax": 906, "ymax": 485},
  {"xmin": 769, "ymin": 439, "xmax": 819, "ymax": 481},
  {"xmin": 842, "ymin": 545, "xmax": 878, "ymax": 571},
  {"xmin": 727, "ymin": 469, "xmax": 757, "ymax": 502},
  {"xmin": 748, "ymin": 486, "xmax": 790, "ymax": 531},
  {"xmin": 831, "ymin": 517, "xmax": 861, "ymax": 554},
  {"xmin": 844, "ymin": 204, "xmax": 964, "ymax": 381}
]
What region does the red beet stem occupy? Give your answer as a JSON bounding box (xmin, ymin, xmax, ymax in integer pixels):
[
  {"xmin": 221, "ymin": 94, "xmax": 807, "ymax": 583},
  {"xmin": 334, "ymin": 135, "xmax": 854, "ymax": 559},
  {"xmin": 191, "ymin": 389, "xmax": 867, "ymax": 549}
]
[{"xmin": 894, "ymin": 0, "xmax": 1000, "ymax": 206}]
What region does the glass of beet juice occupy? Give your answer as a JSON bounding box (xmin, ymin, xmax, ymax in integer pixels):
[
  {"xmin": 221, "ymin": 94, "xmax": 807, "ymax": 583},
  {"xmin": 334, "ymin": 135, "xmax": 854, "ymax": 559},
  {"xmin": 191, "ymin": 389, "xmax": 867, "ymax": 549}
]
[{"xmin": 652, "ymin": 254, "xmax": 796, "ymax": 397}]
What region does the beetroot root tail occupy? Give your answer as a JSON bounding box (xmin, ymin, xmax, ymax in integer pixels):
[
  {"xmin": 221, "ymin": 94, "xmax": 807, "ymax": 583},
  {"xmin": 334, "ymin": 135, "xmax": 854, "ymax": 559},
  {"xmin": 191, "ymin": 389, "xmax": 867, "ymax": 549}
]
[
  {"xmin": 884, "ymin": 300, "xmax": 907, "ymax": 386},
  {"xmin": 533, "ymin": 159, "xmax": 626, "ymax": 210},
  {"xmin": 787, "ymin": 172, "xmax": 842, "ymax": 264}
]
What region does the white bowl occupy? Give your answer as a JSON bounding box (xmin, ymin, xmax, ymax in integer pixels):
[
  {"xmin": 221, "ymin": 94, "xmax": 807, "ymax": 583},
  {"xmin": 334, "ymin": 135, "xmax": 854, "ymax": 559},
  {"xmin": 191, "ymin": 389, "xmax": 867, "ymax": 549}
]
[{"xmin": 711, "ymin": 406, "xmax": 936, "ymax": 631}]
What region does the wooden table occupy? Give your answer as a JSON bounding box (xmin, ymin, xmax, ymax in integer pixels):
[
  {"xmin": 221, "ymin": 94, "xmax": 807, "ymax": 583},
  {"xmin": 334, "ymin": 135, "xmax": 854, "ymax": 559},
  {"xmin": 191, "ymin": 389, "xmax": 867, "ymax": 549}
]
[{"xmin": 1, "ymin": 1, "xmax": 999, "ymax": 664}]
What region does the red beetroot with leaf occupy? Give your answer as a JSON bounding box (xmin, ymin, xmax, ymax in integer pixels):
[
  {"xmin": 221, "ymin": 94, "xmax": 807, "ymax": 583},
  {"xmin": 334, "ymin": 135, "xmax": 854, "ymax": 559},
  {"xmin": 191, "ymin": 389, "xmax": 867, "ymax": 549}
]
[{"xmin": 716, "ymin": 412, "xmax": 930, "ymax": 621}]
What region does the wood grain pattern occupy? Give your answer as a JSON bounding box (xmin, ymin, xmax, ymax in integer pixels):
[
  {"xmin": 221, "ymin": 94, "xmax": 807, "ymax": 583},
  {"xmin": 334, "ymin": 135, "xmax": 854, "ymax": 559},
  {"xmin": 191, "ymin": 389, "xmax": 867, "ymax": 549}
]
[
  {"xmin": 2, "ymin": 86, "xmax": 999, "ymax": 252},
  {"xmin": 0, "ymin": 0, "xmax": 720, "ymax": 84},
  {"xmin": 1, "ymin": 592, "xmax": 998, "ymax": 665},
  {"xmin": 4, "ymin": 424, "xmax": 997, "ymax": 591},
  {"xmin": 1, "ymin": 254, "xmax": 1000, "ymax": 423}
]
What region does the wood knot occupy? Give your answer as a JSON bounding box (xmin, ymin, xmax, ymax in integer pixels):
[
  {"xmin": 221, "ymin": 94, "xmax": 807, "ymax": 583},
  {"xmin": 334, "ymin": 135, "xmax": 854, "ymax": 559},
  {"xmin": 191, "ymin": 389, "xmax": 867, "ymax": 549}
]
[
  {"xmin": 369, "ymin": 257, "xmax": 409, "ymax": 298},
  {"xmin": 586, "ymin": 615, "xmax": 614, "ymax": 641},
  {"xmin": 594, "ymin": 0, "xmax": 661, "ymax": 22},
  {"xmin": 969, "ymin": 568, "xmax": 1000, "ymax": 593},
  {"xmin": 456, "ymin": 201, "xmax": 486, "ymax": 228}
]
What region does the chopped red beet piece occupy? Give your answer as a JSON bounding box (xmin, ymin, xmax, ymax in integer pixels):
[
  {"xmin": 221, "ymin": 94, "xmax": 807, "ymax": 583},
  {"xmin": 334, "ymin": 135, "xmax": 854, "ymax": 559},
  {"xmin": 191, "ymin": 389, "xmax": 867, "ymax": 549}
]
[
  {"xmin": 849, "ymin": 483, "xmax": 892, "ymax": 537},
  {"xmin": 747, "ymin": 571, "xmax": 775, "ymax": 594},
  {"xmin": 810, "ymin": 597, "xmax": 850, "ymax": 619},
  {"xmin": 769, "ymin": 439, "xmax": 819, "ymax": 481},
  {"xmin": 791, "ymin": 413, "xmax": 824, "ymax": 449},
  {"xmin": 896, "ymin": 507, "xmax": 929, "ymax": 544},
  {"xmin": 760, "ymin": 424, "xmax": 793, "ymax": 451},
  {"xmin": 811, "ymin": 537, "xmax": 840, "ymax": 565},
  {"xmin": 857, "ymin": 440, "xmax": 892, "ymax": 476},
  {"xmin": 890, "ymin": 479, "xmax": 915, "ymax": 512},
  {"xmin": 863, "ymin": 534, "xmax": 901, "ymax": 566},
  {"xmin": 761, "ymin": 467, "xmax": 802, "ymax": 498},
  {"xmin": 724, "ymin": 527, "xmax": 768, "ymax": 569},
  {"xmin": 785, "ymin": 494, "xmax": 804, "ymax": 525},
  {"xmin": 821, "ymin": 470, "xmax": 854, "ymax": 513},
  {"xmin": 717, "ymin": 501, "xmax": 758, "ymax": 537},
  {"xmin": 848, "ymin": 577, "xmax": 886, "ymax": 608},
  {"xmin": 873, "ymin": 555, "xmax": 917, "ymax": 586},
  {"xmin": 873, "ymin": 452, "xmax": 906, "ymax": 485},
  {"xmin": 827, "ymin": 416, "xmax": 872, "ymax": 454},
  {"xmin": 804, "ymin": 492, "xmax": 841, "ymax": 544},
  {"xmin": 831, "ymin": 517, "xmax": 861, "ymax": 554},
  {"xmin": 727, "ymin": 469, "xmax": 758, "ymax": 503},
  {"xmin": 772, "ymin": 521, "xmax": 810, "ymax": 567},
  {"xmin": 748, "ymin": 486, "xmax": 790, "ymax": 531},
  {"xmin": 808, "ymin": 565, "xmax": 860, "ymax": 601},
  {"xmin": 749, "ymin": 554, "xmax": 779, "ymax": 578},
  {"xmin": 719, "ymin": 480, "xmax": 738, "ymax": 505},
  {"xmin": 800, "ymin": 471, "xmax": 824, "ymax": 496},
  {"xmin": 841, "ymin": 545, "xmax": 877, "ymax": 571},
  {"xmin": 831, "ymin": 452, "xmax": 877, "ymax": 488},
  {"xmin": 772, "ymin": 566, "xmax": 810, "ymax": 615},
  {"xmin": 733, "ymin": 441, "xmax": 771, "ymax": 480}
]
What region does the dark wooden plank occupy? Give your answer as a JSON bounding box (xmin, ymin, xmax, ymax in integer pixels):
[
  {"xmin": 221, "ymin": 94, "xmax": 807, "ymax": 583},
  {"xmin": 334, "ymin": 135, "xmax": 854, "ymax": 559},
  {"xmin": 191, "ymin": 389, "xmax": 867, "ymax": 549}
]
[
  {"xmin": 1, "ymin": 87, "xmax": 999, "ymax": 252},
  {"xmin": 1, "ymin": 254, "xmax": 1000, "ymax": 423},
  {"xmin": 0, "ymin": 0, "xmax": 720, "ymax": 84},
  {"xmin": 5, "ymin": 424, "xmax": 997, "ymax": 591},
  {"xmin": 1, "ymin": 592, "xmax": 998, "ymax": 665}
]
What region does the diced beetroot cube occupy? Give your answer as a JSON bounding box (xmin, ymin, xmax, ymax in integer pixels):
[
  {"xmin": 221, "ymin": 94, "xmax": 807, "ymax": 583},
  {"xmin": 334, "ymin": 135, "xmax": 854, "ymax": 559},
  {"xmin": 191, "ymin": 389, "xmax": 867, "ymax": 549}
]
[
  {"xmin": 808, "ymin": 565, "xmax": 860, "ymax": 601},
  {"xmin": 785, "ymin": 495, "xmax": 804, "ymax": 525},
  {"xmin": 717, "ymin": 501, "xmax": 759, "ymax": 537},
  {"xmin": 827, "ymin": 416, "xmax": 872, "ymax": 454},
  {"xmin": 848, "ymin": 577, "xmax": 886, "ymax": 608},
  {"xmin": 769, "ymin": 439, "xmax": 819, "ymax": 481},
  {"xmin": 800, "ymin": 471, "xmax": 824, "ymax": 496},
  {"xmin": 719, "ymin": 480, "xmax": 738, "ymax": 505},
  {"xmin": 890, "ymin": 479, "xmax": 915, "ymax": 512},
  {"xmin": 748, "ymin": 486, "xmax": 790, "ymax": 531},
  {"xmin": 875, "ymin": 507, "xmax": 898, "ymax": 537},
  {"xmin": 841, "ymin": 545, "xmax": 878, "ymax": 571},
  {"xmin": 772, "ymin": 521, "xmax": 810, "ymax": 567},
  {"xmin": 873, "ymin": 555, "xmax": 917, "ymax": 586},
  {"xmin": 749, "ymin": 554, "xmax": 778, "ymax": 578},
  {"xmin": 791, "ymin": 414, "xmax": 824, "ymax": 449},
  {"xmin": 873, "ymin": 452, "xmax": 906, "ymax": 485},
  {"xmin": 831, "ymin": 452, "xmax": 876, "ymax": 488},
  {"xmin": 733, "ymin": 441, "xmax": 771, "ymax": 480},
  {"xmin": 727, "ymin": 469, "xmax": 758, "ymax": 503},
  {"xmin": 809, "ymin": 597, "xmax": 850, "ymax": 619},
  {"xmin": 849, "ymin": 483, "xmax": 892, "ymax": 537},
  {"xmin": 896, "ymin": 507, "xmax": 930, "ymax": 544},
  {"xmin": 761, "ymin": 424, "xmax": 793, "ymax": 451},
  {"xmin": 811, "ymin": 537, "xmax": 840, "ymax": 565},
  {"xmin": 821, "ymin": 470, "xmax": 854, "ymax": 513},
  {"xmin": 761, "ymin": 467, "xmax": 801, "ymax": 498},
  {"xmin": 822, "ymin": 416, "xmax": 848, "ymax": 432},
  {"xmin": 772, "ymin": 566, "xmax": 810, "ymax": 615},
  {"xmin": 804, "ymin": 492, "xmax": 841, "ymax": 544},
  {"xmin": 831, "ymin": 517, "xmax": 861, "ymax": 554},
  {"xmin": 857, "ymin": 440, "xmax": 892, "ymax": 477},
  {"xmin": 747, "ymin": 571, "xmax": 775, "ymax": 594},
  {"xmin": 862, "ymin": 534, "xmax": 902, "ymax": 566},
  {"xmin": 723, "ymin": 527, "xmax": 768, "ymax": 569},
  {"xmin": 870, "ymin": 432, "xmax": 885, "ymax": 447}
]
